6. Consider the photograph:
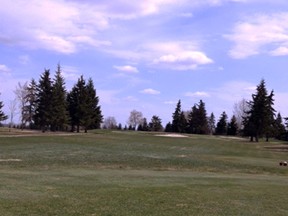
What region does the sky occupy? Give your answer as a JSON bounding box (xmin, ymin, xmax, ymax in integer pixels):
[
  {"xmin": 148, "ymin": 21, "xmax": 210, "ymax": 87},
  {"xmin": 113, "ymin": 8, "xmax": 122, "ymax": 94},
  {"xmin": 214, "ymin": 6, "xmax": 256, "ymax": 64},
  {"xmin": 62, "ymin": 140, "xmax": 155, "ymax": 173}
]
[{"xmin": 1, "ymin": 0, "xmax": 288, "ymax": 126}]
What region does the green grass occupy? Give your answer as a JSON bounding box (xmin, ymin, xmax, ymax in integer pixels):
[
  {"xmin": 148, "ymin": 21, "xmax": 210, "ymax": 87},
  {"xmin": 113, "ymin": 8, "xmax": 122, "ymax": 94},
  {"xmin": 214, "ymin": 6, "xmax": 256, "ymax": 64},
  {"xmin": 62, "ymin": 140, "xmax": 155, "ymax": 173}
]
[{"xmin": 1, "ymin": 129, "xmax": 288, "ymax": 215}]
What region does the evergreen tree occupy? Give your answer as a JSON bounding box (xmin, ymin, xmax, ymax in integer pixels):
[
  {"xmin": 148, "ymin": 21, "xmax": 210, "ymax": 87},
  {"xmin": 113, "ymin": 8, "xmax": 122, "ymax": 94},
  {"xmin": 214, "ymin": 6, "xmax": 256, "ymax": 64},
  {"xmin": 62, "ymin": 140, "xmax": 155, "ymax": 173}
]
[
  {"xmin": 274, "ymin": 113, "xmax": 286, "ymax": 139},
  {"xmin": 243, "ymin": 79, "xmax": 275, "ymax": 142},
  {"xmin": 82, "ymin": 78, "xmax": 103, "ymax": 132},
  {"xmin": 179, "ymin": 111, "xmax": 187, "ymax": 133},
  {"xmin": 165, "ymin": 122, "xmax": 172, "ymax": 132},
  {"xmin": 50, "ymin": 64, "xmax": 68, "ymax": 131},
  {"xmin": 215, "ymin": 111, "xmax": 228, "ymax": 135},
  {"xmin": 67, "ymin": 76, "xmax": 103, "ymax": 133},
  {"xmin": 0, "ymin": 94, "xmax": 8, "ymax": 123},
  {"xmin": 67, "ymin": 75, "xmax": 86, "ymax": 132},
  {"xmin": 172, "ymin": 100, "xmax": 182, "ymax": 133},
  {"xmin": 187, "ymin": 100, "xmax": 208, "ymax": 134},
  {"xmin": 24, "ymin": 79, "xmax": 37, "ymax": 128},
  {"xmin": 187, "ymin": 104, "xmax": 198, "ymax": 134},
  {"xmin": 208, "ymin": 112, "xmax": 216, "ymax": 135},
  {"xmin": 34, "ymin": 69, "xmax": 53, "ymax": 132},
  {"xmin": 227, "ymin": 115, "xmax": 238, "ymax": 136},
  {"xmin": 149, "ymin": 115, "xmax": 163, "ymax": 131},
  {"xmin": 138, "ymin": 117, "xmax": 149, "ymax": 131}
]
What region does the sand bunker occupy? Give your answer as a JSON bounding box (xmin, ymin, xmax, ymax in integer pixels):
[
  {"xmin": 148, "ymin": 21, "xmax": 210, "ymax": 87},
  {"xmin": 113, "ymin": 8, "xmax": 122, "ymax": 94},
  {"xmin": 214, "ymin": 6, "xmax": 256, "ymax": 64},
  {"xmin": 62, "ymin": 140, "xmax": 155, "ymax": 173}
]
[
  {"xmin": 0, "ymin": 159, "xmax": 22, "ymax": 162},
  {"xmin": 155, "ymin": 133, "xmax": 188, "ymax": 138}
]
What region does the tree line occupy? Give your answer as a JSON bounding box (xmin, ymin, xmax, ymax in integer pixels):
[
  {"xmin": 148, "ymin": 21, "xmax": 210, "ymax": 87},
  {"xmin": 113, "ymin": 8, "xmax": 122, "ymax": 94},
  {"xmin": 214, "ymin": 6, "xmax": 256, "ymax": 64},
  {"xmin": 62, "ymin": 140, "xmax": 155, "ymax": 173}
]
[
  {"xmin": 103, "ymin": 79, "xmax": 287, "ymax": 142},
  {"xmin": 163, "ymin": 79, "xmax": 287, "ymax": 141},
  {"xmin": 0, "ymin": 73, "xmax": 287, "ymax": 141},
  {"xmin": 0, "ymin": 64, "xmax": 102, "ymax": 132}
]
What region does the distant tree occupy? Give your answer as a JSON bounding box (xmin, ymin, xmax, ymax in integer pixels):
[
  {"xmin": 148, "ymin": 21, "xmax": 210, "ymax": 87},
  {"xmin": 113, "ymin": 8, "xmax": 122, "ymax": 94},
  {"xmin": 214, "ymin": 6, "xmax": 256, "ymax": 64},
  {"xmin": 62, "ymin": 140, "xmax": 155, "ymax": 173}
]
[
  {"xmin": 165, "ymin": 121, "xmax": 173, "ymax": 132},
  {"xmin": 50, "ymin": 64, "xmax": 69, "ymax": 131},
  {"xmin": 179, "ymin": 111, "xmax": 187, "ymax": 133},
  {"xmin": 117, "ymin": 123, "xmax": 122, "ymax": 130},
  {"xmin": 128, "ymin": 110, "xmax": 143, "ymax": 130},
  {"xmin": 103, "ymin": 116, "xmax": 117, "ymax": 129},
  {"xmin": 34, "ymin": 69, "xmax": 53, "ymax": 132},
  {"xmin": 14, "ymin": 82, "xmax": 28, "ymax": 129},
  {"xmin": 215, "ymin": 111, "xmax": 228, "ymax": 135},
  {"xmin": 149, "ymin": 115, "xmax": 163, "ymax": 132},
  {"xmin": 24, "ymin": 79, "xmax": 37, "ymax": 128},
  {"xmin": 0, "ymin": 94, "xmax": 8, "ymax": 124},
  {"xmin": 138, "ymin": 117, "xmax": 149, "ymax": 131},
  {"xmin": 8, "ymin": 99, "xmax": 17, "ymax": 129},
  {"xmin": 227, "ymin": 115, "xmax": 238, "ymax": 136},
  {"xmin": 83, "ymin": 78, "xmax": 103, "ymax": 131},
  {"xmin": 187, "ymin": 100, "xmax": 208, "ymax": 134},
  {"xmin": 207, "ymin": 112, "xmax": 216, "ymax": 135},
  {"xmin": 274, "ymin": 113, "xmax": 286, "ymax": 139},
  {"xmin": 171, "ymin": 100, "xmax": 182, "ymax": 133},
  {"xmin": 233, "ymin": 98, "xmax": 249, "ymax": 131},
  {"xmin": 243, "ymin": 79, "xmax": 275, "ymax": 142}
]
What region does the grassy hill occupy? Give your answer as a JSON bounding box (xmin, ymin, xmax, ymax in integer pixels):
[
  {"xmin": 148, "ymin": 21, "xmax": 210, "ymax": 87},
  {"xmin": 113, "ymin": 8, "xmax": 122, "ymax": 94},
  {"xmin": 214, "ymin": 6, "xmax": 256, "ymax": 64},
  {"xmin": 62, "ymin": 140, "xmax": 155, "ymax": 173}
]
[{"xmin": 0, "ymin": 129, "xmax": 288, "ymax": 215}]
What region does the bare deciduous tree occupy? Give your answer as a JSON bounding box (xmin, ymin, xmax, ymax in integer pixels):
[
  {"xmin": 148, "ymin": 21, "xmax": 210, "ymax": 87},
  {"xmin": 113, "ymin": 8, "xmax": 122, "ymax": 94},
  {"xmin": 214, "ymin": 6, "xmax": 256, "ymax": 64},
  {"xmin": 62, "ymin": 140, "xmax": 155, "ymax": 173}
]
[
  {"xmin": 8, "ymin": 99, "xmax": 17, "ymax": 130},
  {"xmin": 14, "ymin": 82, "xmax": 28, "ymax": 129},
  {"xmin": 103, "ymin": 116, "xmax": 117, "ymax": 129},
  {"xmin": 233, "ymin": 98, "xmax": 249, "ymax": 131},
  {"xmin": 127, "ymin": 110, "xmax": 143, "ymax": 130}
]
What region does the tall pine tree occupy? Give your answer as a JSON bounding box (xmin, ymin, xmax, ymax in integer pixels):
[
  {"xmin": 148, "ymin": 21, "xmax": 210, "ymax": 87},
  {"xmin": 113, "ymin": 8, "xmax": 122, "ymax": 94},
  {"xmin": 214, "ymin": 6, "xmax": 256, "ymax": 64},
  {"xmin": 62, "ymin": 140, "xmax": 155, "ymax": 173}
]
[
  {"xmin": 243, "ymin": 79, "xmax": 275, "ymax": 142},
  {"xmin": 50, "ymin": 64, "xmax": 68, "ymax": 131},
  {"xmin": 215, "ymin": 111, "xmax": 228, "ymax": 135},
  {"xmin": 34, "ymin": 69, "xmax": 53, "ymax": 132},
  {"xmin": 82, "ymin": 78, "xmax": 103, "ymax": 132},
  {"xmin": 172, "ymin": 100, "xmax": 182, "ymax": 133},
  {"xmin": 24, "ymin": 79, "xmax": 37, "ymax": 128},
  {"xmin": 187, "ymin": 100, "xmax": 208, "ymax": 134}
]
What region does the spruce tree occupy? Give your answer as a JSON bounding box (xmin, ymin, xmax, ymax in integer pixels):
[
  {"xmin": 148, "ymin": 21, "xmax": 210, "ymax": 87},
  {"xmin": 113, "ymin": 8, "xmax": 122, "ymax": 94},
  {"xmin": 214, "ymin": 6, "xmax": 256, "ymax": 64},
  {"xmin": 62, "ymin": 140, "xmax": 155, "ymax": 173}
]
[
  {"xmin": 227, "ymin": 115, "xmax": 238, "ymax": 136},
  {"xmin": 208, "ymin": 112, "xmax": 216, "ymax": 135},
  {"xmin": 84, "ymin": 78, "xmax": 103, "ymax": 130},
  {"xmin": 67, "ymin": 75, "xmax": 86, "ymax": 132},
  {"xmin": 243, "ymin": 79, "xmax": 275, "ymax": 142},
  {"xmin": 215, "ymin": 111, "xmax": 228, "ymax": 135},
  {"xmin": 149, "ymin": 115, "xmax": 163, "ymax": 131},
  {"xmin": 24, "ymin": 79, "xmax": 37, "ymax": 128},
  {"xmin": 34, "ymin": 69, "xmax": 53, "ymax": 132},
  {"xmin": 50, "ymin": 64, "xmax": 68, "ymax": 131},
  {"xmin": 165, "ymin": 122, "xmax": 172, "ymax": 132},
  {"xmin": 172, "ymin": 100, "xmax": 182, "ymax": 133},
  {"xmin": 274, "ymin": 113, "xmax": 286, "ymax": 139},
  {"xmin": 0, "ymin": 94, "xmax": 8, "ymax": 123},
  {"xmin": 187, "ymin": 100, "xmax": 208, "ymax": 134}
]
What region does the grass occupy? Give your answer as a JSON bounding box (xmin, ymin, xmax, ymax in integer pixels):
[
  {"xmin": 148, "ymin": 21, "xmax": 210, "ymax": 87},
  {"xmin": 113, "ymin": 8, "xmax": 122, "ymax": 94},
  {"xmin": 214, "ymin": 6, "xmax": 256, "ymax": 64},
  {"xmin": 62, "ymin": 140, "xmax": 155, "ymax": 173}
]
[{"xmin": 1, "ymin": 129, "xmax": 288, "ymax": 215}]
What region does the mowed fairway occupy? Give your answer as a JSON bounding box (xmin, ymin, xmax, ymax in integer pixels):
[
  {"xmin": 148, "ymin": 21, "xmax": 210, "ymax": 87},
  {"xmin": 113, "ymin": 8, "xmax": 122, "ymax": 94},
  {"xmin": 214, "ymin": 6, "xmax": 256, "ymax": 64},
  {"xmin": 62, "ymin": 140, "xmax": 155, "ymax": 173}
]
[{"xmin": 1, "ymin": 130, "xmax": 288, "ymax": 215}]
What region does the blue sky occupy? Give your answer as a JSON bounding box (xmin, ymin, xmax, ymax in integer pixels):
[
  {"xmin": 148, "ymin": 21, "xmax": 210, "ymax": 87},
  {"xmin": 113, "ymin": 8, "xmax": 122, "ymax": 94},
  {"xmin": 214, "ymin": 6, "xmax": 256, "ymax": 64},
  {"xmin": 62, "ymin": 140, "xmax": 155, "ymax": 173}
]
[{"xmin": 1, "ymin": 0, "xmax": 288, "ymax": 126}]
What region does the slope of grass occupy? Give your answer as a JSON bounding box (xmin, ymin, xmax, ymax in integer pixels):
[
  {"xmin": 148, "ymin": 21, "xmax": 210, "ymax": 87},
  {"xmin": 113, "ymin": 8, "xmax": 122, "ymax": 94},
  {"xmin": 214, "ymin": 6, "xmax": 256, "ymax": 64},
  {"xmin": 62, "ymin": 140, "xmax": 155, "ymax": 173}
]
[{"xmin": 0, "ymin": 130, "xmax": 288, "ymax": 215}]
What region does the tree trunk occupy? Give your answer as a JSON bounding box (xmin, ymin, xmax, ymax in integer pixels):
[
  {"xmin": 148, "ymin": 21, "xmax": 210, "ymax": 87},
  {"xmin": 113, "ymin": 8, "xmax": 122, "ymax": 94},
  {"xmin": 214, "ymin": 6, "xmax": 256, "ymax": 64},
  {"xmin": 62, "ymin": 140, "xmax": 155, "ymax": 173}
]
[{"xmin": 255, "ymin": 135, "xmax": 259, "ymax": 142}]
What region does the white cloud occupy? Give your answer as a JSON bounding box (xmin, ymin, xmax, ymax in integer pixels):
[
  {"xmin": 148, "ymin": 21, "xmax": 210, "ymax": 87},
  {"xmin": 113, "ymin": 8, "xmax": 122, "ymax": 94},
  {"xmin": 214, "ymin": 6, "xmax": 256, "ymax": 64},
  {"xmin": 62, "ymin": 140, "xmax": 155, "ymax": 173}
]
[
  {"xmin": 0, "ymin": 65, "xmax": 10, "ymax": 73},
  {"xmin": 0, "ymin": 1, "xmax": 111, "ymax": 54},
  {"xmin": 270, "ymin": 46, "xmax": 288, "ymax": 56},
  {"xmin": 226, "ymin": 13, "xmax": 288, "ymax": 58},
  {"xmin": 140, "ymin": 88, "xmax": 161, "ymax": 95},
  {"xmin": 185, "ymin": 91, "xmax": 210, "ymax": 97},
  {"xmin": 154, "ymin": 51, "xmax": 213, "ymax": 70},
  {"xmin": 113, "ymin": 65, "xmax": 139, "ymax": 73}
]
